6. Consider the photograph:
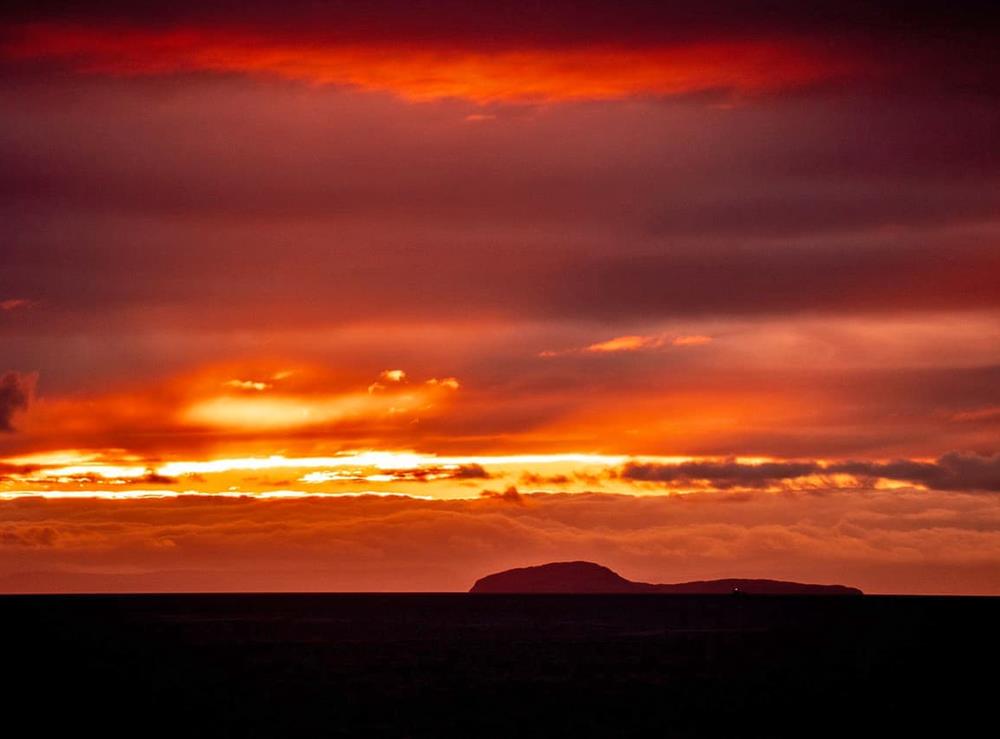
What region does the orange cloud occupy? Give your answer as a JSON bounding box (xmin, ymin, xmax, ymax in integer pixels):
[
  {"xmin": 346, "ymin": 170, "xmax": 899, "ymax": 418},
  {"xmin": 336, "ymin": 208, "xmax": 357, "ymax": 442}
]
[
  {"xmin": 368, "ymin": 369, "xmax": 408, "ymax": 394},
  {"xmin": 541, "ymin": 332, "xmax": 712, "ymax": 357},
  {"xmin": 3, "ymin": 24, "xmax": 863, "ymax": 103},
  {"xmin": 588, "ymin": 335, "xmax": 658, "ymax": 353},
  {"xmin": 425, "ymin": 377, "xmax": 460, "ymax": 390},
  {"xmin": 0, "ymin": 362, "xmax": 468, "ymax": 462},
  {"xmin": 671, "ymin": 335, "xmax": 713, "ymax": 347}
]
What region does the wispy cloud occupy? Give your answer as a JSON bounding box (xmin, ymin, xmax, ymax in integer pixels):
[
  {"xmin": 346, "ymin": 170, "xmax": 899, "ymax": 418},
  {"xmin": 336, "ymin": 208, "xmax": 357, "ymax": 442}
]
[
  {"xmin": 0, "ymin": 372, "xmax": 34, "ymax": 432},
  {"xmin": 541, "ymin": 333, "xmax": 711, "ymax": 357}
]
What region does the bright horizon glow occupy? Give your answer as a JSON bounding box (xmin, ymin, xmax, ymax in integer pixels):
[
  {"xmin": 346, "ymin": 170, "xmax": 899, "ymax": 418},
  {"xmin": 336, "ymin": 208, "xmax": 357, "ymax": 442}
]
[
  {"xmin": 0, "ymin": 489, "xmax": 436, "ymax": 500},
  {"xmin": 0, "ymin": 448, "xmax": 954, "ymax": 499}
]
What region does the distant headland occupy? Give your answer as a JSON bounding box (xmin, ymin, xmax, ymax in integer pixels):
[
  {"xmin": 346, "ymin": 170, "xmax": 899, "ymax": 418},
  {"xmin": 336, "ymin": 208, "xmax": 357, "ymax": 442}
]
[{"xmin": 470, "ymin": 561, "xmax": 862, "ymax": 595}]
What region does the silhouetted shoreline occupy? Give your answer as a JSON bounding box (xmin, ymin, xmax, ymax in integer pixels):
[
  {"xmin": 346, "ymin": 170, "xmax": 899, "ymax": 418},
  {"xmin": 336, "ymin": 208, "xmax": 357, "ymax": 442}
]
[{"xmin": 470, "ymin": 560, "xmax": 863, "ymax": 594}]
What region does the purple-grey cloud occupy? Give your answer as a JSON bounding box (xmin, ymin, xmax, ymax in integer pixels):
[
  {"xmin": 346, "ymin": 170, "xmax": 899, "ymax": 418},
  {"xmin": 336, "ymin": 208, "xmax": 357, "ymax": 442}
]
[
  {"xmin": 0, "ymin": 372, "xmax": 32, "ymax": 432},
  {"xmin": 621, "ymin": 452, "xmax": 1000, "ymax": 492}
]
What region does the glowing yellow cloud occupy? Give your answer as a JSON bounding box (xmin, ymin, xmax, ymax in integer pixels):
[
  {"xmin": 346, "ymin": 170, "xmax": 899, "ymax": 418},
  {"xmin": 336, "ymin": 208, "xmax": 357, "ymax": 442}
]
[
  {"xmin": 223, "ymin": 379, "xmax": 273, "ymax": 391},
  {"xmin": 587, "ymin": 335, "xmax": 656, "ymax": 353},
  {"xmin": 182, "ymin": 394, "xmax": 379, "ymax": 429},
  {"xmin": 184, "ymin": 369, "xmax": 457, "ymax": 430},
  {"xmin": 381, "ymin": 369, "xmax": 407, "ymax": 382},
  {"xmin": 542, "ymin": 333, "xmax": 713, "ymax": 357}
]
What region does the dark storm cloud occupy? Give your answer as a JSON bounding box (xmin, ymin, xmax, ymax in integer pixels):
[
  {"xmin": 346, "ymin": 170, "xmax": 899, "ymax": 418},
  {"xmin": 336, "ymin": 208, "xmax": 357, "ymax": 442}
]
[
  {"xmin": 449, "ymin": 464, "xmax": 491, "ymax": 480},
  {"xmin": 367, "ymin": 465, "xmax": 492, "ymax": 482},
  {"xmin": 0, "ymin": 372, "xmax": 32, "ymax": 431},
  {"xmin": 622, "ymin": 460, "xmax": 823, "ymax": 489},
  {"xmin": 828, "ymin": 453, "xmax": 1000, "ymax": 493},
  {"xmin": 138, "ymin": 469, "xmax": 178, "ymax": 485},
  {"xmin": 479, "ymin": 486, "xmax": 525, "ymax": 504},
  {"xmin": 621, "ymin": 452, "xmax": 1000, "ymax": 492}
]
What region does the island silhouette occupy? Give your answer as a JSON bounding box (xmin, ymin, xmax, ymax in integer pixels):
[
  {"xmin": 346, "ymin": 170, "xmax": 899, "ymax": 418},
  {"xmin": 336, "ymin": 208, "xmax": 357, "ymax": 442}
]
[{"xmin": 470, "ymin": 561, "xmax": 862, "ymax": 595}]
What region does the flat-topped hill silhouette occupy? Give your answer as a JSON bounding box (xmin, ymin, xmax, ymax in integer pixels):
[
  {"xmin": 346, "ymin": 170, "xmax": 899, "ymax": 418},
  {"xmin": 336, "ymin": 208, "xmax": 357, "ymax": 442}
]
[{"xmin": 470, "ymin": 561, "xmax": 862, "ymax": 595}]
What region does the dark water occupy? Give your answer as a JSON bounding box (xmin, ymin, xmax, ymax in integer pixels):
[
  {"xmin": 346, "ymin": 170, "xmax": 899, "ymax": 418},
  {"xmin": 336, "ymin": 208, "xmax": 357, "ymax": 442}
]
[{"xmin": 5, "ymin": 594, "xmax": 998, "ymax": 737}]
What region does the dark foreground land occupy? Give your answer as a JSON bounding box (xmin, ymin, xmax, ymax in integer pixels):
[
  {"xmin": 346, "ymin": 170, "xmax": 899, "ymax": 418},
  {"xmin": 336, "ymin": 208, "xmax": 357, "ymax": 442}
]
[{"xmin": 5, "ymin": 594, "xmax": 999, "ymax": 737}]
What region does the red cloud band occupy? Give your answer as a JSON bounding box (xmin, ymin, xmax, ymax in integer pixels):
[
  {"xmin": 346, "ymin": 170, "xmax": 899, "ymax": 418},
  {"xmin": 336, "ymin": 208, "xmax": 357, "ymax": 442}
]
[{"xmin": 3, "ymin": 24, "xmax": 864, "ymax": 102}]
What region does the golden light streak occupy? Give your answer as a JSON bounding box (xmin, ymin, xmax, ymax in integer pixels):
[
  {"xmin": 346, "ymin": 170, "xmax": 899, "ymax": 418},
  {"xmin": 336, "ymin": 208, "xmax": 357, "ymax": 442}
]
[
  {"xmin": 1, "ymin": 448, "xmax": 945, "ymax": 497},
  {"xmin": 181, "ymin": 393, "xmax": 419, "ymax": 429},
  {"xmin": 153, "ymin": 451, "xmax": 636, "ymax": 477},
  {"xmin": 4, "ymin": 451, "xmax": 775, "ymax": 480},
  {"xmin": 0, "ymin": 489, "xmax": 435, "ymax": 501}
]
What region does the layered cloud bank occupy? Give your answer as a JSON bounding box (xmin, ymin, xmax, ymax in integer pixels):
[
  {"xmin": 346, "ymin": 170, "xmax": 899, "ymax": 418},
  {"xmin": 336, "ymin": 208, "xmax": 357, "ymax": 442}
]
[{"xmin": 4, "ymin": 490, "xmax": 1000, "ymax": 594}]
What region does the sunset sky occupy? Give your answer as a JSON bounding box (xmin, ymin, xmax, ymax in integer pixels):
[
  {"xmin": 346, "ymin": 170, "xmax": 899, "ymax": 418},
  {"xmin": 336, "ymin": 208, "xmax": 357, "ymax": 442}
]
[{"xmin": 2, "ymin": 1, "xmax": 999, "ymax": 593}]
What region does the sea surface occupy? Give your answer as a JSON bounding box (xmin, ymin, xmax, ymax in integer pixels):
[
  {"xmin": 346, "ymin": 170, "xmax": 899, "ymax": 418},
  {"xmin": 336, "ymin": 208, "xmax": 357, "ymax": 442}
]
[{"xmin": 5, "ymin": 593, "xmax": 998, "ymax": 737}]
